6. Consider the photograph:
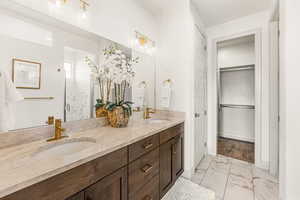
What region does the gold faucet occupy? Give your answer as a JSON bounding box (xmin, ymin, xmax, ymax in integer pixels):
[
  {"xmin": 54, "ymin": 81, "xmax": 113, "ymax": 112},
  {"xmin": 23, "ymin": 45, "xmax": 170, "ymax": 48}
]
[
  {"xmin": 47, "ymin": 119, "xmax": 67, "ymax": 142},
  {"xmin": 144, "ymin": 107, "xmax": 156, "ymax": 119},
  {"xmin": 45, "ymin": 116, "xmax": 54, "ymax": 125}
]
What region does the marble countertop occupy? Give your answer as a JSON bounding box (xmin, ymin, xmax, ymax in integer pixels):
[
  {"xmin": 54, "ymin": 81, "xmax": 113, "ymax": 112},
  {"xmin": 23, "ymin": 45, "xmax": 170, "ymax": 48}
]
[{"xmin": 0, "ymin": 113, "xmax": 184, "ymax": 198}]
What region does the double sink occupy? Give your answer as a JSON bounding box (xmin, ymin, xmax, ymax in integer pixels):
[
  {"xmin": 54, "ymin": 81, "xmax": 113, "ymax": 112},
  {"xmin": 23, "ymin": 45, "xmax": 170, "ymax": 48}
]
[{"xmin": 31, "ymin": 119, "xmax": 169, "ymax": 159}]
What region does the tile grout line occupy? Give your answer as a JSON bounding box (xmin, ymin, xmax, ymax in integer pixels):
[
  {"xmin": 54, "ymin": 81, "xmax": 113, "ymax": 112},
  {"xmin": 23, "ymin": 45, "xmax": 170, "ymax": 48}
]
[
  {"xmin": 199, "ymin": 154, "xmax": 213, "ymax": 185},
  {"xmin": 252, "ymin": 164, "xmax": 255, "ymax": 200},
  {"xmin": 222, "ymin": 157, "xmax": 232, "ymax": 200}
]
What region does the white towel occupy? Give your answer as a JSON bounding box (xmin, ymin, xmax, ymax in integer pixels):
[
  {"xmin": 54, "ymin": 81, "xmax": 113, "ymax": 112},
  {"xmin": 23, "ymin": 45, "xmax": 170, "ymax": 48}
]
[
  {"xmin": 160, "ymin": 86, "xmax": 171, "ymax": 108},
  {"xmin": 133, "ymin": 87, "xmax": 145, "ymax": 108},
  {"xmin": 0, "ymin": 69, "xmax": 23, "ymax": 132}
]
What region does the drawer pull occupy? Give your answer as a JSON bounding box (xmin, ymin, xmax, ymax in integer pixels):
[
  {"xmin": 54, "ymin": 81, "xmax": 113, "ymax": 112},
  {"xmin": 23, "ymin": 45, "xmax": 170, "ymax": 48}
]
[
  {"xmin": 141, "ymin": 164, "xmax": 153, "ymax": 173},
  {"xmin": 143, "ymin": 143, "xmax": 153, "ymax": 149},
  {"xmin": 143, "ymin": 195, "xmax": 153, "ymax": 200}
]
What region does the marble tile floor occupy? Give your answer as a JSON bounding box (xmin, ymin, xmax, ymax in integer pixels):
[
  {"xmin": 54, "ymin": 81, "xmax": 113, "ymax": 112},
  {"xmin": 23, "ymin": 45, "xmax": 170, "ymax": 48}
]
[
  {"xmin": 191, "ymin": 154, "xmax": 279, "ymax": 200},
  {"xmin": 162, "ymin": 177, "xmax": 215, "ymax": 200}
]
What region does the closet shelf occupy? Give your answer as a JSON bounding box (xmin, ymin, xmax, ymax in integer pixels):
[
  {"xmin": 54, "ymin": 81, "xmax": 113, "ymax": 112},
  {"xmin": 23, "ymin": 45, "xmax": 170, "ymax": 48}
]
[
  {"xmin": 219, "ymin": 64, "xmax": 255, "ymax": 72},
  {"xmin": 220, "ymin": 104, "xmax": 255, "ymax": 110}
]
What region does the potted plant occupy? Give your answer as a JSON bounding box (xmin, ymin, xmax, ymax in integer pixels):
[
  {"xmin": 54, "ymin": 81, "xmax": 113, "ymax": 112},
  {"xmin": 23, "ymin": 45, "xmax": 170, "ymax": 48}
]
[
  {"xmin": 86, "ymin": 45, "xmax": 138, "ymax": 127},
  {"xmin": 85, "ymin": 57, "xmax": 109, "ymax": 118}
]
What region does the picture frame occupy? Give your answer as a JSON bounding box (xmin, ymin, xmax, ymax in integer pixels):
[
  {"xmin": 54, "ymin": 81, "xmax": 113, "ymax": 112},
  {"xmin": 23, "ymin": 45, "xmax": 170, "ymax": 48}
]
[{"xmin": 12, "ymin": 58, "xmax": 41, "ymax": 89}]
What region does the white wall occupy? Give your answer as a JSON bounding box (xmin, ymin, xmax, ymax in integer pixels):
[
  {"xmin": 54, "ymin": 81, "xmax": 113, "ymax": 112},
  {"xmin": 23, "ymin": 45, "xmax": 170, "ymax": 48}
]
[
  {"xmin": 279, "ymin": 0, "xmax": 300, "ymax": 199},
  {"xmin": 218, "ymin": 41, "xmax": 255, "ymax": 68},
  {"xmin": 206, "ymin": 11, "xmax": 271, "ymax": 169},
  {"xmin": 155, "ymin": 0, "xmax": 206, "ymax": 177},
  {"xmin": 2, "ymin": 0, "xmax": 158, "ymax": 50}
]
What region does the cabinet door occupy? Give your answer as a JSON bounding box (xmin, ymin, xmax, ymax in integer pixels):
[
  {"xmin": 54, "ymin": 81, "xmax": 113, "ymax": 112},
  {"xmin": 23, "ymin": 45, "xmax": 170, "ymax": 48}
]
[
  {"xmin": 172, "ymin": 133, "xmax": 184, "ymax": 181},
  {"xmin": 85, "ymin": 167, "xmax": 127, "ymax": 200},
  {"xmin": 159, "ymin": 139, "xmax": 174, "ymax": 198},
  {"xmin": 66, "ymin": 192, "xmax": 84, "ymax": 200}
]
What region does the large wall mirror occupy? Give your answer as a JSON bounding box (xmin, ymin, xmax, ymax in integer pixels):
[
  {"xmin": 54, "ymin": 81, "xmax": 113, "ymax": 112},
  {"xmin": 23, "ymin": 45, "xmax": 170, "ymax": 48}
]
[{"xmin": 0, "ymin": 6, "xmax": 156, "ymax": 131}]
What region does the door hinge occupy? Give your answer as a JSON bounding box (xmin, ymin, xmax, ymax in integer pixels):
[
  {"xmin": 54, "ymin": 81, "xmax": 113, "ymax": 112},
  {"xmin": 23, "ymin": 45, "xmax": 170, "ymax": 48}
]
[
  {"xmin": 204, "ymin": 45, "xmax": 207, "ymax": 51},
  {"xmin": 278, "ymin": 115, "xmax": 280, "ymax": 122}
]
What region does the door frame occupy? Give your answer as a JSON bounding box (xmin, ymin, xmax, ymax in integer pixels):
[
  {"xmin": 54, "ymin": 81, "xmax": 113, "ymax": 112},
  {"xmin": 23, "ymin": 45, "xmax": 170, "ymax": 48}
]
[
  {"xmin": 269, "ymin": 22, "xmax": 279, "ymax": 176},
  {"xmin": 211, "ymin": 29, "xmax": 264, "ymax": 168}
]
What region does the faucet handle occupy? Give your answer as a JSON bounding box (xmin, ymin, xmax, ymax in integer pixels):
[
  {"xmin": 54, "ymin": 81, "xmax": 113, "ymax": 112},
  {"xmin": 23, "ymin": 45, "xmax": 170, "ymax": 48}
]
[
  {"xmin": 46, "ymin": 116, "xmax": 54, "ymax": 125},
  {"xmin": 55, "ymin": 119, "xmax": 66, "ymax": 131},
  {"xmin": 55, "ymin": 119, "xmax": 62, "ymax": 127},
  {"xmin": 147, "ymin": 107, "xmax": 156, "ymax": 114},
  {"xmin": 133, "ymin": 107, "xmax": 141, "ymax": 112}
]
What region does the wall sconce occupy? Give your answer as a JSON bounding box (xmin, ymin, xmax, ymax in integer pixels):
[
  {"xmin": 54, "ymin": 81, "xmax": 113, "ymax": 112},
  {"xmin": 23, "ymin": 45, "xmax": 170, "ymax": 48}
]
[
  {"xmin": 51, "ymin": 0, "xmax": 67, "ymax": 7},
  {"xmin": 49, "ymin": 0, "xmax": 89, "ymax": 16},
  {"xmin": 134, "ymin": 31, "xmax": 156, "ymax": 54},
  {"xmin": 79, "ymin": 0, "xmax": 89, "ymax": 18}
]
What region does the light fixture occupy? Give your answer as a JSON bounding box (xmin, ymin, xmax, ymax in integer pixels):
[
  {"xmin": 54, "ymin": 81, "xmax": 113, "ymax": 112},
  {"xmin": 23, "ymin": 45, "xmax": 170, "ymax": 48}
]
[
  {"xmin": 49, "ymin": 0, "xmax": 89, "ymax": 14},
  {"xmin": 52, "ymin": 0, "xmax": 67, "ymax": 8},
  {"xmin": 134, "ymin": 31, "xmax": 156, "ymax": 54},
  {"xmin": 79, "ymin": 0, "xmax": 89, "ymax": 18},
  {"xmin": 80, "ymin": 0, "xmax": 89, "ymax": 12}
]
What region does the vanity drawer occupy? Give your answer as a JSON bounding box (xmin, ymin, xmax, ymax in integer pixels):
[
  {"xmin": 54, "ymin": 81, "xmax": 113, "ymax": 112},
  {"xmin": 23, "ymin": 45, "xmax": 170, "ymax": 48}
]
[
  {"xmin": 160, "ymin": 123, "xmax": 184, "ymax": 144},
  {"xmin": 128, "ymin": 148, "xmax": 159, "ymax": 195},
  {"xmin": 129, "ymin": 175, "xmax": 159, "ymax": 200},
  {"xmin": 129, "ymin": 134, "xmax": 159, "ymax": 162},
  {"xmin": 2, "ymin": 147, "xmax": 128, "ymax": 200}
]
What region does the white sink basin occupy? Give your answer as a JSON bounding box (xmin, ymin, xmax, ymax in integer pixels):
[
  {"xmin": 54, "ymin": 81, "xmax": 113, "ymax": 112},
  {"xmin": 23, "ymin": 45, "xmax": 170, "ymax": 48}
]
[
  {"xmin": 32, "ymin": 137, "xmax": 97, "ymax": 159},
  {"xmin": 146, "ymin": 119, "xmax": 170, "ymax": 124}
]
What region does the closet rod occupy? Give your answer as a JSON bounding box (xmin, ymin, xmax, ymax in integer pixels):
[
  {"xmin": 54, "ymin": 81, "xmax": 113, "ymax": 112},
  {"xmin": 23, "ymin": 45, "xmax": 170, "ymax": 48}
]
[
  {"xmin": 219, "ymin": 64, "xmax": 254, "ymax": 72},
  {"xmin": 220, "ymin": 104, "xmax": 255, "ymax": 109}
]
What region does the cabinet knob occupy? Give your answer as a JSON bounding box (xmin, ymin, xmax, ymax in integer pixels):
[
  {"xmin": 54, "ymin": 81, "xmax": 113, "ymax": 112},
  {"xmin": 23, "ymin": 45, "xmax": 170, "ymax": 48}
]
[{"xmin": 141, "ymin": 164, "xmax": 153, "ymax": 173}]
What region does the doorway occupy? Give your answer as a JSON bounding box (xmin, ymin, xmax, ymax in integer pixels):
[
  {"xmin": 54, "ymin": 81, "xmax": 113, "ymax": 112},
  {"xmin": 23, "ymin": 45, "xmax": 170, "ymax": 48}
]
[
  {"xmin": 63, "ymin": 47, "xmax": 96, "ymax": 122},
  {"xmin": 216, "ymin": 35, "xmax": 256, "ymax": 163}
]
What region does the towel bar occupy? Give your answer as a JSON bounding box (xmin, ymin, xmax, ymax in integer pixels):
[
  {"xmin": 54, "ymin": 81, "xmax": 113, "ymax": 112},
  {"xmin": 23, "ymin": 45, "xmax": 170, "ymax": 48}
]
[{"xmin": 24, "ymin": 97, "xmax": 55, "ymax": 100}]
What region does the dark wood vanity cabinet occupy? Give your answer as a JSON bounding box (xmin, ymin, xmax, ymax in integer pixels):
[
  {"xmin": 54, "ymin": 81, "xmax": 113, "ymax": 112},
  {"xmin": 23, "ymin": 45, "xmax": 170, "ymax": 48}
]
[
  {"xmin": 66, "ymin": 192, "xmax": 85, "ymax": 200},
  {"xmin": 159, "ymin": 139, "xmax": 174, "ymax": 197},
  {"xmin": 3, "ymin": 123, "xmax": 184, "ymax": 200},
  {"xmin": 173, "ymin": 133, "xmax": 184, "ymax": 181},
  {"xmin": 85, "ymin": 167, "xmax": 128, "ymax": 200},
  {"xmin": 65, "ymin": 167, "xmax": 127, "ymax": 200},
  {"xmin": 159, "ymin": 125, "xmax": 184, "ymax": 198}
]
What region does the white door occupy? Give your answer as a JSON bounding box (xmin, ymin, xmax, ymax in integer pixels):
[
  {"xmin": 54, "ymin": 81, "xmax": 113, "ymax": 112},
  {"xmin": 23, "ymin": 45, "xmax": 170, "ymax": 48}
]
[{"xmin": 194, "ymin": 27, "xmax": 208, "ymax": 167}]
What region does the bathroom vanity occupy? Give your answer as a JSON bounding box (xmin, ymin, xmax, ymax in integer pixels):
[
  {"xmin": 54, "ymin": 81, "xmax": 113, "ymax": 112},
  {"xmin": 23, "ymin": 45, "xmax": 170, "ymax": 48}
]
[
  {"xmin": 0, "ymin": 3, "xmax": 185, "ymax": 200},
  {"xmin": 0, "ymin": 117, "xmax": 184, "ymax": 200}
]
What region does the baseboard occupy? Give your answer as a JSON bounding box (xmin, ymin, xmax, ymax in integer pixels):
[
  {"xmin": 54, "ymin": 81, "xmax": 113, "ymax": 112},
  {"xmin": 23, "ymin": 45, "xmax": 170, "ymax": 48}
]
[
  {"xmin": 219, "ymin": 132, "xmax": 254, "ymax": 143},
  {"xmin": 182, "ymin": 169, "xmax": 193, "ymax": 179},
  {"xmin": 255, "ymin": 160, "xmax": 269, "ymax": 170}
]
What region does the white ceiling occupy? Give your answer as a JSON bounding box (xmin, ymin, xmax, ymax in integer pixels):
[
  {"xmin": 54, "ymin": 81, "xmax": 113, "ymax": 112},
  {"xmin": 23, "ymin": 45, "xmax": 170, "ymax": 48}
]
[
  {"xmin": 192, "ymin": 0, "xmax": 272, "ymax": 27},
  {"xmin": 136, "ymin": 0, "xmax": 273, "ymax": 26}
]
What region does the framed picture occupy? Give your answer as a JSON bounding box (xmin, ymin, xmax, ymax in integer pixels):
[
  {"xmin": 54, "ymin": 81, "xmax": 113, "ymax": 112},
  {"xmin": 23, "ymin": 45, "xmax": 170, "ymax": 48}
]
[{"xmin": 12, "ymin": 59, "xmax": 41, "ymax": 89}]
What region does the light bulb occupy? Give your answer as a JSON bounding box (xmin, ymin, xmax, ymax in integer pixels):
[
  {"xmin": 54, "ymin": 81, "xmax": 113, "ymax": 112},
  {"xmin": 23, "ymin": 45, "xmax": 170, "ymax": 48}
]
[
  {"xmin": 55, "ymin": 0, "xmax": 61, "ymax": 7},
  {"xmin": 81, "ymin": 11, "xmax": 87, "ymax": 19}
]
